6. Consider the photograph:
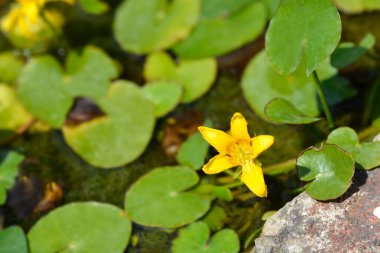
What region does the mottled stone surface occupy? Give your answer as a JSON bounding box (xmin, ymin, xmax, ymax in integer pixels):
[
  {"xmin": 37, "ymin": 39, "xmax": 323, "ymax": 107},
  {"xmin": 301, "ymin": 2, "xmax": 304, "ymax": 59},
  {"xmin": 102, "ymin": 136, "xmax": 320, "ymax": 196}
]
[{"xmin": 253, "ymin": 168, "xmax": 380, "ymax": 253}]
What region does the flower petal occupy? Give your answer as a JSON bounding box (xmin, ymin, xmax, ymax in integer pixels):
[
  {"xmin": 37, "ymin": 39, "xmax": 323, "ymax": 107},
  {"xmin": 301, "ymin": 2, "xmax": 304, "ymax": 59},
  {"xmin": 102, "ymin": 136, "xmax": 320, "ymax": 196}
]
[
  {"xmin": 251, "ymin": 135, "xmax": 274, "ymax": 159},
  {"xmin": 198, "ymin": 126, "xmax": 234, "ymax": 154},
  {"xmin": 230, "ymin": 112, "xmax": 250, "ymax": 142},
  {"xmin": 241, "ymin": 161, "xmax": 267, "ymax": 197},
  {"xmin": 202, "ymin": 154, "xmax": 238, "ymax": 174}
]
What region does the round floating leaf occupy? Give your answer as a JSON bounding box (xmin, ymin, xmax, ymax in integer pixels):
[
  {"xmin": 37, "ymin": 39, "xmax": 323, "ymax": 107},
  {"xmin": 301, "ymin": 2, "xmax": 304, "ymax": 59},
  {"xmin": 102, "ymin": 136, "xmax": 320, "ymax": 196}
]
[
  {"xmin": 0, "ymin": 226, "xmax": 27, "ymax": 253},
  {"xmin": 242, "ymin": 50, "xmax": 336, "ymax": 120},
  {"xmin": 0, "ymin": 85, "xmax": 32, "ymax": 134},
  {"xmin": 65, "ymin": 46, "xmax": 119, "ymax": 99},
  {"xmin": 331, "ymin": 33, "xmax": 375, "ymax": 68},
  {"xmin": 63, "ymin": 81, "xmax": 155, "ymax": 168},
  {"xmin": 174, "ymin": 0, "xmax": 266, "ymax": 58},
  {"xmin": 144, "ymin": 52, "xmax": 217, "ymax": 102},
  {"xmin": 143, "ymin": 81, "xmax": 182, "ymax": 117},
  {"xmin": 0, "ymin": 52, "xmax": 23, "ymax": 84},
  {"xmin": 18, "ymin": 46, "xmax": 118, "ymax": 127},
  {"xmin": 0, "ymin": 151, "xmax": 24, "ymax": 205},
  {"xmin": 265, "ymin": 97, "xmax": 321, "ymax": 124},
  {"xmin": 327, "ymin": 127, "xmax": 380, "ymax": 170},
  {"xmin": 125, "ymin": 166, "xmax": 210, "ymax": 228},
  {"xmin": 335, "ymin": 0, "xmax": 380, "ymax": 14},
  {"xmin": 79, "ymin": 0, "xmax": 109, "ymax": 14},
  {"xmin": 297, "ymin": 144, "xmax": 355, "ymax": 200},
  {"xmin": 172, "ymin": 222, "xmax": 239, "ymax": 253},
  {"xmin": 28, "ymin": 202, "xmax": 132, "ymax": 253},
  {"xmin": 18, "ymin": 56, "xmax": 70, "ymax": 127},
  {"xmin": 113, "ymin": 0, "xmax": 199, "ymax": 54},
  {"xmin": 266, "ymin": 0, "xmax": 341, "ymax": 75}
]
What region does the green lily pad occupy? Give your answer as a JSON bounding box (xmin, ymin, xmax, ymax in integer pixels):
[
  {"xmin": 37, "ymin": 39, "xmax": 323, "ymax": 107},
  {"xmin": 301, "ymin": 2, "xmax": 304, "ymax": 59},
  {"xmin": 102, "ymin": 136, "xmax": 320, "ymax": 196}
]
[
  {"xmin": 173, "ymin": 0, "xmax": 266, "ymax": 58},
  {"xmin": 79, "ymin": 0, "xmax": 109, "ymax": 14},
  {"xmin": 0, "ymin": 85, "xmax": 33, "ymax": 134},
  {"xmin": 326, "ymin": 127, "xmax": 380, "ymax": 170},
  {"xmin": 172, "ymin": 222, "xmax": 239, "ymax": 253},
  {"xmin": 176, "ymin": 119, "xmax": 211, "ymax": 170},
  {"xmin": 113, "ymin": 0, "xmax": 199, "ymax": 54},
  {"xmin": 28, "ymin": 202, "xmax": 132, "ymax": 253},
  {"xmin": 266, "ymin": 0, "xmax": 341, "ymax": 75},
  {"xmin": 297, "ymin": 144, "xmax": 355, "ymax": 200},
  {"xmin": 143, "ymin": 81, "xmax": 183, "ymax": 117},
  {"xmin": 125, "ymin": 166, "xmax": 210, "ymax": 228},
  {"xmin": 18, "ymin": 56, "xmax": 71, "ymax": 127},
  {"xmin": 265, "ymin": 97, "xmax": 321, "ymax": 124},
  {"xmin": 0, "ymin": 226, "xmax": 28, "ymax": 253},
  {"xmin": 335, "ymin": 0, "xmax": 380, "ymax": 14},
  {"xmin": 63, "ymin": 81, "xmax": 155, "ymax": 168},
  {"xmin": 18, "ymin": 46, "xmax": 118, "ymax": 127},
  {"xmin": 0, "ymin": 52, "xmax": 23, "ymax": 84},
  {"xmin": 331, "ymin": 33, "xmax": 375, "ymax": 68},
  {"xmin": 144, "ymin": 52, "xmax": 217, "ymax": 102},
  {"xmin": 0, "ymin": 150, "xmax": 24, "ymax": 205},
  {"xmin": 201, "ymin": 205, "xmax": 227, "ymax": 231},
  {"xmin": 65, "ymin": 46, "xmax": 119, "ymax": 99},
  {"xmin": 242, "ymin": 50, "xmax": 336, "ymax": 120}
]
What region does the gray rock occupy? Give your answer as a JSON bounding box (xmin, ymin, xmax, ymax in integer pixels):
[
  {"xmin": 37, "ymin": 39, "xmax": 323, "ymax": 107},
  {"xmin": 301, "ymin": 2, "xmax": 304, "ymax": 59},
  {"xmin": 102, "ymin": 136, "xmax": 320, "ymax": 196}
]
[{"xmin": 253, "ymin": 168, "xmax": 380, "ymax": 253}]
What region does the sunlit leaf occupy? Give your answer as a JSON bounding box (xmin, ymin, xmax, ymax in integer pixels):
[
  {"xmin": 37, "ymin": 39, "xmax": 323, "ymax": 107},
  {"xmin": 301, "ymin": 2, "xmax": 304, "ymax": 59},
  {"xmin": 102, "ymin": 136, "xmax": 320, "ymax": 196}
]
[
  {"xmin": 331, "ymin": 33, "xmax": 375, "ymax": 68},
  {"xmin": 265, "ymin": 97, "xmax": 321, "ymax": 124},
  {"xmin": 63, "ymin": 81, "xmax": 155, "ymax": 168},
  {"xmin": 144, "ymin": 52, "xmax": 217, "ymax": 102},
  {"xmin": 297, "ymin": 144, "xmax": 354, "ymax": 200},
  {"xmin": 174, "ymin": 0, "xmax": 266, "ymax": 58},
  {"xmin": 0, "ymin": 150, "xmax": 24, "ymax": 205},
  {"xmin": 327, "ymin": 127, "xmax": 380, "ymax": 170},
  {"xmin": 28, "ymin": 202, "xmax": 132, "ymax": 253},
  {"xmin": 143, "ymin": 81, "xmax": 182, "ymax": 117},
  {"xmin": 113, "ymin": 0, "xmax": 199, "ymax": 54},
  {"xmin": 125, "ymin": 166, "xmax": 210, "ymax": 228},
  {"xmin": 0, "ymin": 226, "xmax": 27, "ymax": 253},
  {"xmin": 79, "ymin": 0, "xmax": 109, "ymax": 14},
  {"xmin": 0, "ymin": 52, "xmax": 23, "ymax": 84},
  {"xmin": 335, "ymin": 0, "xmax": 380, "ymax": 14},
  {"xmin": 266, "ymin": 0, "xmax": 341, "ymax": 75},
  {"xmin": 172, "ymin": 222, "xmax": 239, "ymax": 253}
]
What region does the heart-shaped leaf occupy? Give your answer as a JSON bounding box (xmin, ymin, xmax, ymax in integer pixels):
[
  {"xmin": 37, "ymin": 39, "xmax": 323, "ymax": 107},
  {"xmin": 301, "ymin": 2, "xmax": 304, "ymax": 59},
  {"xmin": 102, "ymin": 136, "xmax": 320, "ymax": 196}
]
[
  {"xmin": 28, "ymin": 202, "xmax": 132, "ymax": 253},
  {"xmin": 242, "ymin": 50, "xmax": 336, "ymax": 120},
  {"xmin": 335, "ymin": 0, "xmax": 380, "ymax": 14},
  {"xmin": 113, "ymin": 0, "xmax": 199, "ymax": 54},
  {"xmin": 144, "ymin": 52, "xmax": 217, "ymax": 102},
  {"xmin": 172, "ymin": 222, "xmax": 239, "ymax": 253},
  {"xmin": 297, "ymin": 144, "xmax": 355, "ymax": 200},
  {"xmin": 18, "ymin": 46, "xmax": 118, "ymax": 127},
  {"xmin": 266, "ymin": 0, "xmax": 341, "ymax": 75},
  {"xmin": 0, "ymin": 85, "xmax": 32, "ymax": 137},
  {"xmin": 125, "ymin": 166, "xmax": 210, "ymax": 228},
  {"xmin": 63, "ymin": 81, "xmax": 155, "ymax": 168},
  {"xmin": 327, "ymin": 127, "xmax": 380, "ymax": 170},
  {"xmin": 331, "ymin": 33, "xmax": 375, "ymax": 68},
  {"xmin": 265, "ymin": 97, "xmax": 321, "ymax": 124},
  {"xmin": 173, "ymin": 0, "xmax": 266, "ymax": 58},
  {"xmin": 0, "ymin": 226, "xmax": 27, "ymax": 253},
  {"xmin": 143, "ymin": 81, "xmax": 183, "ymax": 117},
  {"xmin": 0, "ymin": 151, "xmax": 24, "ymax": 205}
]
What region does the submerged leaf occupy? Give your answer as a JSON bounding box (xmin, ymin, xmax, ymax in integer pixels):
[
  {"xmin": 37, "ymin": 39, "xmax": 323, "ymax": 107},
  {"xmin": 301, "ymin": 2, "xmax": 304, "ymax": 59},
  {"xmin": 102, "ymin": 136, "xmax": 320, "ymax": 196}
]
[
  {"xmin": 297, "ymin": 144, "xmax": 354, "ymax": 200},
  {"xmin": 125, "ymin": 166, "xmax": 210, "ymax": 228}
]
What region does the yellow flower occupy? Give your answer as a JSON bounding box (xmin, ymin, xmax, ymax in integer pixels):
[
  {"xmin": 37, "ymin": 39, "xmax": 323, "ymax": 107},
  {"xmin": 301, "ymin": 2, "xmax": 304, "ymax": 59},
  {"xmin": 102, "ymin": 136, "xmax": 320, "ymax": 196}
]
[{"xmin": 198, "ymin": 113, "xmax": 274, "ymax": 197}]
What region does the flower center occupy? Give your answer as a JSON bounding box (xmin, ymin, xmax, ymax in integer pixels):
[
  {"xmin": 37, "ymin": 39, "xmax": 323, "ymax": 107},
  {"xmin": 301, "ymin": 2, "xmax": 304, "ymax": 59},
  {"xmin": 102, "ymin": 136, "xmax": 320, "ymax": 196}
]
[{"xmin": 228, "ymin": 140, "xmax": 253, "ymax": 164}]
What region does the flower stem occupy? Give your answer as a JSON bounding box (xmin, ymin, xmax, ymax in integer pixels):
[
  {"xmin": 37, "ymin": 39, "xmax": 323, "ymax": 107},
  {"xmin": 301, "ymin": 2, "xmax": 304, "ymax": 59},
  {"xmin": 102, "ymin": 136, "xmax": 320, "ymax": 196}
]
[
  {"xmin": 362, "ymin": 75, "xmax": 380, "ymax": 126},
  {"xmin": 312, "ymin": 71, "xmax": 335, "ymax": 130},
  {"xmin": 223, "ymin": 181, "xmax": 244, "ymax": 189}
]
